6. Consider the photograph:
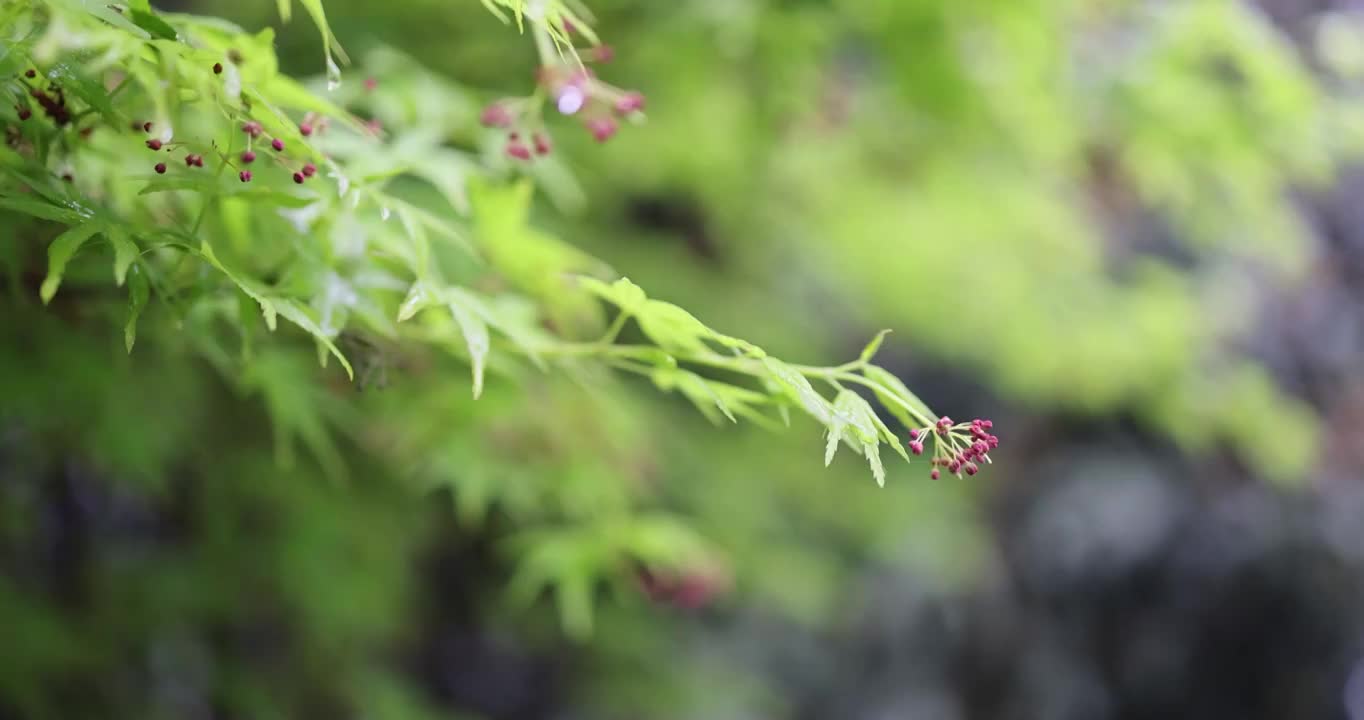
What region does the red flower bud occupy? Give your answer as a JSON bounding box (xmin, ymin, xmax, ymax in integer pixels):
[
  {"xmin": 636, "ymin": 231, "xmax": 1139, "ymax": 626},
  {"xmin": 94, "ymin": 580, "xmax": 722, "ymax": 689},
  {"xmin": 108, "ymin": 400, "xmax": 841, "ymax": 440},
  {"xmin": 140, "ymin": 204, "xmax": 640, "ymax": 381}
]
[
  {"xmin": 615, "ymin": 91, "xmax": 645, "ymax": 115},
  {"xmin": 587, "ymin": 116, "xmax": 617, "ymax": 142},
  {"xmin": 591, "ymin": 45, "xmax": 615, "ymax": 63},
  {"xmin": 480, "ymin": 102, "xmax": 513, "ymax": 128}
]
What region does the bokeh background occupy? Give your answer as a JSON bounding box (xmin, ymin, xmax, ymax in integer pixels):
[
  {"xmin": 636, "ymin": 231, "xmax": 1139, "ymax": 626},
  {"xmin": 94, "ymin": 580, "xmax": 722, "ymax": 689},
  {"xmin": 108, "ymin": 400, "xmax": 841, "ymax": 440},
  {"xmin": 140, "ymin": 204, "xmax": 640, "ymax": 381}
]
[{"xmin": 5, "ymin": 0, "xmax": 1364, "ymax": 718}]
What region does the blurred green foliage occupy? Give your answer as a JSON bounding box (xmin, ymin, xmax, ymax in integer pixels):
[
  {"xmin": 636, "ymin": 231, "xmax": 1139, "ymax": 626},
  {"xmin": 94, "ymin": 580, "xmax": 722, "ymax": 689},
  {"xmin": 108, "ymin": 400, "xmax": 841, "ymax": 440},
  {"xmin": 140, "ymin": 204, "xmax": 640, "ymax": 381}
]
[{"xmin": 1, "ymin": 0, "xmax": 1356, "ymax": 717}]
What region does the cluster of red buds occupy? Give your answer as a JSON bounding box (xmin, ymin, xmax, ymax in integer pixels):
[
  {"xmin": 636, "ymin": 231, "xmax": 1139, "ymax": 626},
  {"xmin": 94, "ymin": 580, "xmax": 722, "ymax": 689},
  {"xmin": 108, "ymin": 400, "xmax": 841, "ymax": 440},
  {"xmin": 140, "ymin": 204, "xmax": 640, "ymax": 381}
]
[
  {"xmin": 234, "ymin": 121, "xmax": 310, "ymax": 183},
  {"xmin": 133, "ymin": 114, "xmax": 317, "ymax": 185},
  {"xmin": 479, "ymin": 23, "xmax": 646, "ymax": 162},
  {"xmin": 123, "ymin": 62, "xmax": 329, "ymax": 184},
  {"xmin": 907, "ymin": 417, "xmax": 1000, "ymax": 480},
  {"xmin": 12, "ymin": 68, "xmax": 72, "ymax": 126}
]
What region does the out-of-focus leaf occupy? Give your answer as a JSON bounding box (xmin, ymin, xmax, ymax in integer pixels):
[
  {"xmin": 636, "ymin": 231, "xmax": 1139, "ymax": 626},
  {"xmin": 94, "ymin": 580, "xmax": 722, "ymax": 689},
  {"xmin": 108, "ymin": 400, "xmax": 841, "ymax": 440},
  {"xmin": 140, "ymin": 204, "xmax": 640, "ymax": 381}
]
[
  {"xmin": 636, "ymin": 300, "xmax": 712, "ymax": 355},
  {"xmin": 260, "ymin": 76, "xmax": 365, "ymax": 133},
  {"xmin": 44, "ymin": 63, "xmax": 117, "ymax": 124},
  {"xmin": 653, "ymin": 368, "xmax": 737, "ymax": 425},
  {"xmin": 40, "ymin": 221, "xmax": 104, "ymax": 304},
  {"xmin": 199, "ymin": 242, "xmax": 277, "ymax": 330},
  {"xmin": 859, "ymin": 329, "xmax": 892, "ymax": 364},
  {"xmin": 298, "ymin": 0, "xmax": 348, "ymax": 88},
  {"xmin": 0, "ymin": 195, "xmax": 90, "ymax": 225},
  {"xmin": 47, "ymin": 0, "xmax": 147, "ymax": 36},
  {"xmin": 124, "ymin": 264, "xmax": 150, "ymax": 354},
  {"xmin": 396, "ymin": 281, "xmax": 437, "ymax": 322},
  {"xmin": 446, "ymin": 288, "xmax": 491, "ymax": 399},
  {"xmin": 130, "ymin": 10, "xmax": 177, "ymax": 41},
  {"xmin": 580, "ymin": 276, "xmax": 648, "ymax": 315},
  {"xmin": 275, "ymin": 299, "xmax": 355, "ymax": 380},
  {"xmin": 107, "ymin": 227, "xmax": 138, "ymax": 287}
]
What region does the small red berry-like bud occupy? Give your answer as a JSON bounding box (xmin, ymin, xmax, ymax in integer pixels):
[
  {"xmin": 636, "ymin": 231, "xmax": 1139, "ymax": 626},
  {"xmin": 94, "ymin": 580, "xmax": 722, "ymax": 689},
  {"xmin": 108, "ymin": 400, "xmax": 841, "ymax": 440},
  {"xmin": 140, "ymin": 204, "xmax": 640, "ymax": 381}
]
[
  {"xmin": 213, "ymin": 62, "xmax": 223, "ymax": 74},
  {"xmin": 481, "ymin": 103, "xmax": 513, "ymax": 128},
  {"xmin": 184, "ymin": 154, "xmax": 196, "ymax": 166},
  {"xmin": 948, "ymin": 461, "xmax": 961, "ymax": 474},
  {"xmin": 293, "ymin": 171, "xmax": 305, "ymax": 184},
  {"xmin": 25, "ymin": 69, "xmax": 36, "ymax": 79},
  {"xmin": 17, "ymin": 107, "xmax": 31, "ymax": 121},
  {"xmin": 533, "ymin": 132, "xmax": 552, "ymax": 155},
  {"xmin": 301, "ymin": 162, "xmax": 317, "ymax": 177},
  {"xmin": 964, "ymin": 462, "xmax": 979, "ymax": 476},
  {"xmin": 154, "ymin": 162, "xmax": 166, "ymax": 174},
  {"xmin": 239, "ymin": 170, "xmax": 252, "ymax": 183},
  {"xmin": 364, "ymin": 77, "xmax": 377, "ymax": 92},
  {"xmin": 241, "ymin": 150, "xmax": 256, "ymax": 164},
  {"xmin": 988, "ymin": 436, "xmax": 999, "ymax": 449},
  {"xmin": 587, "ymin": 116, "xmax": 618, "ymax": 142},
  {"xmin": 591, "ymin": 45, "xmax": 615, "ymax": 63},
  {"xmin": 909, "ymin": 441, "xmax": 924, "ymax": 456},
  {"xmin": 299, "ymin": 122, "xmax": 313, "ymax": 136},
  {"xmin": 271, "ymin": 138, "xmax": 284, "ymax": 152},
  {"xmin": 615, "ymin": 91, "xmax": 645, "ymax": 115},
  {"xmin": 143, "ymin": 121, "xmax": 153, "ymax": 133},
  {"xmin": 930, "ymin": 469, "xmax": 940, "ymax": 480},
  {"xmin": 242, "ymin": 121, "xmax": 262, "ymax": 137},
  {"xmin": 145, "ymin": 139, "xmax": 162, "ymax": 150},
  {"xmin": 506, "ymin": 140, "xmax": 532, "ymax": 160},
  {"xmin": 908, "ymin": 429, "xmax": 920, "ymax": 441}
]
